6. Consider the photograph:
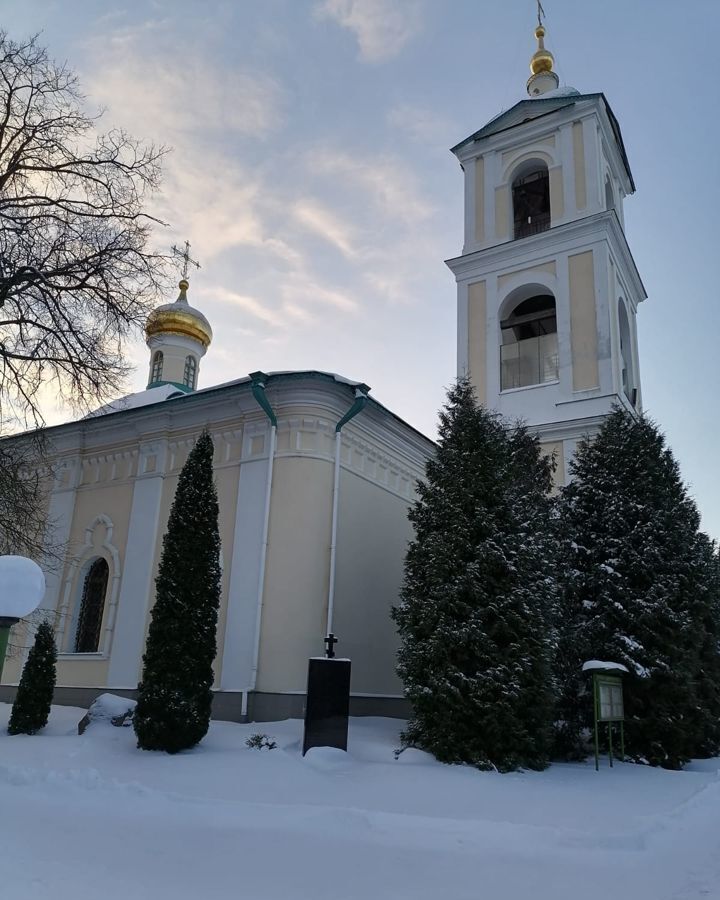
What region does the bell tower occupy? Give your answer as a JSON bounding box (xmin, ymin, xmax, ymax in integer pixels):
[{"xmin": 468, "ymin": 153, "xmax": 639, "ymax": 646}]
[{"xmin": 446, "ymin": 14, "xmax": 646, "ymax": 482}]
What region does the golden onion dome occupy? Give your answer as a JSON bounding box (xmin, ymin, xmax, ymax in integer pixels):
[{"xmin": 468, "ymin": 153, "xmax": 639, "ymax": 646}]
[
  {"xmin": 145, "ymin": 279, "xmax": 212, "ymax": 349},
  {"xmin": 530, "ymin": 25, "xmax": 554, "ymax": 75}
]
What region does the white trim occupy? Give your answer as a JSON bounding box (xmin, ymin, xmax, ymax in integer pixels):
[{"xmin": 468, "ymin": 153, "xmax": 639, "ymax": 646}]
[
  {"xmin": 106, "ymin": 441, "xmax": 167, "ymax": 685},
  {"xmin": 326, "ymin": 432, "xmax": 342, "ymax": 635},
  {"xmin": 500, "ymin": 380, "xmax": 560, "ymax": 396},
  {"xmin": 250, "ymin": 424, "xmax": 276, "ymax": 690}
]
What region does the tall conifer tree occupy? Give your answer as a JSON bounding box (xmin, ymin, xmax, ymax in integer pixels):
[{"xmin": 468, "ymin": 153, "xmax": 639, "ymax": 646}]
[
  {"xmin": 8, "ymin": 621, "xmax": 56, "ymax": 735},
  {"xmin": 134, "ymin": 430, "xmax": 221, "ymax": 753},
  {"xmin": 555, "ymin": 407, "xmax": 717, "ymax": 768},
  {"xmin": 393, "ymin": 380, "xmax": 556, "ymax": 771}
]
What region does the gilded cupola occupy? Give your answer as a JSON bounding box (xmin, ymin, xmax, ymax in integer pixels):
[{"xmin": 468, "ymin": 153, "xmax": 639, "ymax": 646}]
[
  {"xmin": 145, "ymin": 276, "xmax": 212, "ymax": 393},
  {"xmin": 527, "ymin": 16, "xmax": 560, "ymax": 96}
]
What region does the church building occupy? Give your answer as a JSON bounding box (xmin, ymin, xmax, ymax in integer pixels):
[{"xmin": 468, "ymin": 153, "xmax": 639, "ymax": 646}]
[{"xmin": 0, "ymin": 17, "xmax": 647, "ymax": 720}]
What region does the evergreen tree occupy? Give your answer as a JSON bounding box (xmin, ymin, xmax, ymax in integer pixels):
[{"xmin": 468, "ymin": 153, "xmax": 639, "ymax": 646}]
[
  {"xmin": 687, "ymin": 537, "xmax": 720, "ymax": 758},
  {"xmin": 134, "ymin": 430, "xmax": 221, "ymax": 753},
  {"xmin": 393, "ymin": 380, "xmax": 556, "ymax": 772},
  {"xmin": 8, "ymin": 620, "xmax": 56, "ymax": 735},
  {"xmin": 555, "ymin": 407, "xmax": 716, "ymax": 768}
]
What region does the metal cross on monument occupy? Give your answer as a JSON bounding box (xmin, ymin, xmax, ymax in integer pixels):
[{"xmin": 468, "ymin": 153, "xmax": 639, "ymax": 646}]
[
  {"xmin": 537, "ymin": 0, "xmax": 546, "ymax": 27},
  {"xmin": 171, "ymin": 239, "xmax": 201, "ymax": 280},
  {"xmin": 324, "ymin": 633, "xmax": 338, "ymax": 659}
]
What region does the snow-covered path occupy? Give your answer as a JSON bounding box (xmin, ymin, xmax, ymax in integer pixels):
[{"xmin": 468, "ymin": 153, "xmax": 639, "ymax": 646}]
[{"xmin": 1, "ymin": 704, "xmax": 719, "ymax": 899}]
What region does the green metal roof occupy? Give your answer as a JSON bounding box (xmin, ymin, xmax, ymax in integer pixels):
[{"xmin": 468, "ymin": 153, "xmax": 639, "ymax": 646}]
[{"xmin": 451, "ymin": 91, "xmax": 635, "ymax": 192}]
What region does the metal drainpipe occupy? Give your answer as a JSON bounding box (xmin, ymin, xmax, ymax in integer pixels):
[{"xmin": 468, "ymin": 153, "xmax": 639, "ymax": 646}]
[
  {"xmin": 246, "ymin": 372, "xmax": 278, "ymax": 717},
  {"xmin": 326, "ymin": 385, "xmax": 370, "ymax": 636}
]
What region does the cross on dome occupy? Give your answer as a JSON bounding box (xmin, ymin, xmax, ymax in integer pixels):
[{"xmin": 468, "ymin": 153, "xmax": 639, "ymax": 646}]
[
  {"xmin": 527, "ymin": 2, "xmax": 559, "ymax": 96},
  {"xmin": 171, "ymin": 239, "xmax": 201, "ymax": 282}
]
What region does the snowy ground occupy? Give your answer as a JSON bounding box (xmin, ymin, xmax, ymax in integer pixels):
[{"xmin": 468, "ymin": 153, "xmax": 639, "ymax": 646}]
[{"xmin": 2, "ymin": 704, "xmax": 720, "ymax": 900}]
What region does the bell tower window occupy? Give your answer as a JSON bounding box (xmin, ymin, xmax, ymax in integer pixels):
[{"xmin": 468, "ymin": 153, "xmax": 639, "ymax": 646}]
[
  {"xmin": 605, "ymin": 174, "xmax": 615, "ymax": 211},
  {"xmin": 512, "ymin": 165, "xmax": 550, "ymax": 239},
  {"xmin": 151, "ymin": 351, "xmax": 163, "ymax": 383},
  {"xmin": 618, "ymin": 298, "xmax": 635, "ymax": 403},
  {"xmin": 501, "ymin": 294, "xmax": 558, "ymax": 390},
  {"xmin": 183, "ymin": 355, "xmax": 197, "ymax": 389}
]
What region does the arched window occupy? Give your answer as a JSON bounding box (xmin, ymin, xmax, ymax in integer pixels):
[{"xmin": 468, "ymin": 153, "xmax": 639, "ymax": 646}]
[
  {"xmin": 151, "ymin": 351, "xmax": 164, "ymax": 383},
  {"xmin": 618, "ymin": 299, "xmax": 635, "ymax": 403},
  {"xmin": 183, "ymin": 355, "xmax": 197, "ymax": 389},
  {"xmin": 74, "ymin": 558, "xmax": 109, "ymax": 653},
  {"xmin": 501, "ymin": 294, "xmax": 558, "ymax": 390},
  {"xmin": 512, "ymin": 164, "xmax": 550, "ymax": 239},
  {"xmin": 605, "ymin": 174, "xmax": 615, "ymax": 211}
]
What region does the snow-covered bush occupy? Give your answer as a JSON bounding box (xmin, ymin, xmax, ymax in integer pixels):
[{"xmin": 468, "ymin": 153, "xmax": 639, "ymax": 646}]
[
  {"xmin": 8, "ymin": 620, "xmax": 56, "ymax": 735},
  {"xmin": 246, "ymin": 733, "xmax": 277, "ymax": 750}
]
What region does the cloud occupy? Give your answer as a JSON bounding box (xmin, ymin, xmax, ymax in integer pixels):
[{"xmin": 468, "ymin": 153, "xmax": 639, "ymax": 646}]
[
  {"xmin": 309, "ymin": 148, "xmax": 433, "ymax": 224},
  {"xmin": 86, "ymin": 23, "xmax": 285, "ymax": 142},
  {"xmin": 386, "ymin": 102, "xmax": 454, "ymax": 145},
  {"xmin": 315, "ymin": 0, "xmax": 423, "ymax": 62},
  {"xmin": 292, "ymin": 200, "xmax": 358, "ymax": 258},
  {"xmin": 212, "ymin": 287, "xmax": 285, "ymax": 328},
  {"xmin": 281, "ymin": 277, "xmax": 359, "ymax": 314}
]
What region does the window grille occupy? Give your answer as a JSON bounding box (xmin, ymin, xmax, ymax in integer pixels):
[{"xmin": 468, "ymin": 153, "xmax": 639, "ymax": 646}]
[{"xmin": 74, "ymin": 558, "xmax": 109, "ymax": 653}]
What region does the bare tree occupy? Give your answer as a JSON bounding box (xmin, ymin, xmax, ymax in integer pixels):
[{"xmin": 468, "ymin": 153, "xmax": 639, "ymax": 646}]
[
  {"xmin": 0, "ymin": 31, "xmax": 169, "ymax": 426},
  {"xmin": 0, "ymin": 430, "xmax": 54, "ymax": 558}
]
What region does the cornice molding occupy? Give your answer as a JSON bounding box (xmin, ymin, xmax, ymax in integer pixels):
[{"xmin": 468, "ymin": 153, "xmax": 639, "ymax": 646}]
[{"xmin": 446, "ymin": 211, "xmax": 646, "ymax": 303}]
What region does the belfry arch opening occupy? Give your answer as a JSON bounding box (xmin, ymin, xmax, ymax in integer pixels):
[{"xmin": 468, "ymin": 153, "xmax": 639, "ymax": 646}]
[
  {"xmin": 618, "ymin": 298, "xmax": 636, "ymax": 403},
  {"xmin": 501, "ymin": 292, "xmax": 558, "ymax": 390},
  {"xmin": 605, "ymin": 174, "xmax": 615, "ymax": 211},
  {"xmin": 512, "ymin": 161, "xmax": 550, "ymax": 239}
]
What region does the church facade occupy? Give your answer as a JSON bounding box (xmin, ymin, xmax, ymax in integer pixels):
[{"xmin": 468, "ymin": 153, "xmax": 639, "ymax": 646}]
[
  {"xmin": 1, "ymin": 352, "xmax": 433, "ymax": 720},
  {"xmin": 1, "ymin": 18, "xmax": 647, "ymax": 721}
]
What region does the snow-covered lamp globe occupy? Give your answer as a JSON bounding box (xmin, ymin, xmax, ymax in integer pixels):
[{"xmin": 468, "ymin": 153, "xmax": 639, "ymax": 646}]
[{"xmin": 0, "ymin": 555, "xmax": 46, "ymax": 681}]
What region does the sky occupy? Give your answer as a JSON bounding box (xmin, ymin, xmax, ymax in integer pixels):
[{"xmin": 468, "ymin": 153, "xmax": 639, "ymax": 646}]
[{"xmin": 3, "ymin": 0, "xmax": 719, "ymax": 538}]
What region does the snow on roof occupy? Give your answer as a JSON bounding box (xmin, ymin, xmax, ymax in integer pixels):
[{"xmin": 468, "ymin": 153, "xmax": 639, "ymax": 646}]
[
  {"xmin": 83, "ymin": 371, "xmax": 367, "ymax": 421},
  {"xmin": 582, "ymin": 660, "xmax": 630, "ymax": 674},
  {"xmin": 85, "ymin": 382, "xmax": 187, "ymax": 418},
  {"xmin": 529, "ymin": 86, "xmax": 581, "ymax": 100}
]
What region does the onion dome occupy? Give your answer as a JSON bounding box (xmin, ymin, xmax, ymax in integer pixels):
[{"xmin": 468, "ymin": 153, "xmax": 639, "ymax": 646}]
[
  {"xmin": 527, "ymin": 24, "xmax": 560, "ymax": 96},
  {"xmin": 145, "ymin": 279, "xmax": 212, "ymax": 349}
]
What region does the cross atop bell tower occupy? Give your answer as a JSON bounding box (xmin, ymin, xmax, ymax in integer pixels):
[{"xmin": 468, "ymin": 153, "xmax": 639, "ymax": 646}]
[
  {"xmin": 446, "ymin": 14, "xmax": 647, "ymax": 483},
  {"xmin": 527, "ymin": 3, "xmax": 559, "ymax": 96}
]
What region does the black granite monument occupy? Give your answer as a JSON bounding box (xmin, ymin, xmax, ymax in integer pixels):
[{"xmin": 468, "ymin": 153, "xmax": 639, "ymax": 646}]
[{"xmin": 302, "ymin": 633, "xmax": 351, "ymax": 755}]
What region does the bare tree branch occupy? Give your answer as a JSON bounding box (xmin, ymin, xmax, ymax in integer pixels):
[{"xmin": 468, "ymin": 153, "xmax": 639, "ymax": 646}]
[{"xmin": 0, "ymin": 30, "xmax": 171, "ymax": 427}]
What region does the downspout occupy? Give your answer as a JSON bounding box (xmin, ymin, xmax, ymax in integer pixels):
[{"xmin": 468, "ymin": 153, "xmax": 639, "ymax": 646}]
[
  {"xmin": 326, "ymin": 385, "xmax": 370, "ymax": 636},
  {"xmin": 246, "ymin": 371, "xmax": 277, "ymax": 716}
]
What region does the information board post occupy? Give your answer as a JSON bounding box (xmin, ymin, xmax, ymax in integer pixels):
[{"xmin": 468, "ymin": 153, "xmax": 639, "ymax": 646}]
[{"xmin": 590, "ymin": 669, "xmax": 626, "ymax": 771}]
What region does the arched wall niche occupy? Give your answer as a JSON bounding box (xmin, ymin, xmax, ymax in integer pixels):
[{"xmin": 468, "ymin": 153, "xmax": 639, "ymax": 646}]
[{"xmin": 57, "ymin": 514, "xmax": 122, "ymax": 656}]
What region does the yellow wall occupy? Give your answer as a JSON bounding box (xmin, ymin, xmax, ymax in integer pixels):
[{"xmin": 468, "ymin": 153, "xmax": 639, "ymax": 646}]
[
  {"xmin": 498, "ymin": 261, "xmax": 557, "ymax": 291},
  {"xmin": 569, "ymin": 250, "xmax": 600, "ymax": 391},
  {"xmin": 495, "ymin": 185, "xmax": 509, "ymax": 240},
  {"xmin": 255, "ymin": 455, "xmax": 334, "ymax": 693},
  {"xmin": 540, "ymin": 440, "xmax": 565, "ymax": 487},
  {"xmin": 333, "ymin": 469, "xmax": 414, "ymax": 696},
  {"xmin": 501, "ymin": 135, "xmax": 555, "ymax": 167},
  {"xmin": 474, "ymin": 157, "xmax": 484, "ymax": 243},
  {"xmin": 549, "ymin": 167, "xmax": 565, "ymax": 221},
  {"xmin": 573, "ymin": 122, "xmax": 587, "ymax": 210},
  {"xmin": 467, "ymin": 281, "xmax": 487, "ymax": 405}
]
